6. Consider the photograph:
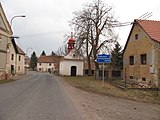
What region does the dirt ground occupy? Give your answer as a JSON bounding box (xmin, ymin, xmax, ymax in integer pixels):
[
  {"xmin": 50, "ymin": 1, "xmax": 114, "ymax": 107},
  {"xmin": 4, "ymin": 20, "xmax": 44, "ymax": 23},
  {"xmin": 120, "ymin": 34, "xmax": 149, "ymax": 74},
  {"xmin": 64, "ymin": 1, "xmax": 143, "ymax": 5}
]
[{"xmin": 57, "ymin": 76, "xmax": 160, "ymax": 120}]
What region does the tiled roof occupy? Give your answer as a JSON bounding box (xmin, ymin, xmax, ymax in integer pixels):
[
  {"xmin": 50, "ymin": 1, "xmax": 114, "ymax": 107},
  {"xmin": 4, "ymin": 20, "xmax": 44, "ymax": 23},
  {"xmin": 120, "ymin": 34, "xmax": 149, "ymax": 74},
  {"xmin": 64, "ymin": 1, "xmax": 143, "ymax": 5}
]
[
  {"xmin": 136, "ymin": 19, "xmax": 160, "ymax": 42},
  {"xmin": 38, "ymin": 55, "xmax": 62, "ymax": 63},
  {"xmin": 16, "ymin": 45, "xmax": 25, "ymax": 55}
]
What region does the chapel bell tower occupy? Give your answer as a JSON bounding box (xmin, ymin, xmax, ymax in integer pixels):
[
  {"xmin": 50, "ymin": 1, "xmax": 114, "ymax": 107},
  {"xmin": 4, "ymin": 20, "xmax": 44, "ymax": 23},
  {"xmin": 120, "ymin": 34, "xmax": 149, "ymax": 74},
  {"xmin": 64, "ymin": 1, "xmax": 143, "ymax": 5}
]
[{"xmin": 67, "ymin": 32, "xmax": 75, "ymax": 53}]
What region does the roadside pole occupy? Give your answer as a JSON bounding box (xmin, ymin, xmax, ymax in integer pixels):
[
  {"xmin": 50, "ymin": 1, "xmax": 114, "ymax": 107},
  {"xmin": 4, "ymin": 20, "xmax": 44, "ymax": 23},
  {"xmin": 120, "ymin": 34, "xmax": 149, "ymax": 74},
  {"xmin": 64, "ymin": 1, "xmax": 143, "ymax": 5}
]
[
  {"xmin": 102, "ymin": 63, "xmax": 104, "ymax": 86},
  {"xmin": 96, "ymin": 54, "xmax": 110, "ymax": 86}
]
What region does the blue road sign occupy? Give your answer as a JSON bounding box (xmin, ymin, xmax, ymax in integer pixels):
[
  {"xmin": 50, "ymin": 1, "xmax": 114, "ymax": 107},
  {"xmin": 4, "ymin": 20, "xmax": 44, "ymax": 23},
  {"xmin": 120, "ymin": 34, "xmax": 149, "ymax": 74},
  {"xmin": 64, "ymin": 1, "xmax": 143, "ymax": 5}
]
[{"xmin": 96, "ymin": 54, "xmax": 111, "ymax": 63}]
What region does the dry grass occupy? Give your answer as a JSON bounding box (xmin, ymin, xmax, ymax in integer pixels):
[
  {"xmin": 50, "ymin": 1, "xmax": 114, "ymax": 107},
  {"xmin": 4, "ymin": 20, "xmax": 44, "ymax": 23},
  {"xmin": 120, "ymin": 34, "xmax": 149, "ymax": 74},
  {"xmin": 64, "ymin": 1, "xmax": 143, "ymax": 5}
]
[
  {"xmin": 62, "ymin": 76, "xmax": 160, "ymax": 104},
  {"xmin": 0, "ymin": 79, "xmax": 16, "ymax": 84}
]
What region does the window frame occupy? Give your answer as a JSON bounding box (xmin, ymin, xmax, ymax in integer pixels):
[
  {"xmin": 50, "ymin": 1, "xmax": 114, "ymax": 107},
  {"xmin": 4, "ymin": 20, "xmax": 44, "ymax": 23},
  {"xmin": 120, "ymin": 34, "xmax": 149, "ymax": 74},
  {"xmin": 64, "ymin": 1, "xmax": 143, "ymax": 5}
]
[
  {"xmin": 11, "ymin": 54, "xmax": 14, "ymax": 60},
  {"xmin": 19, "ymin": 55, "xmax": 21, "ymax": 61},
  {"xmin": 135, "ymin": 34, "xmax": 138, "ymax": 40},
  {"xmin": 141, "ymin": 54, "xmax": 147, "ymax": 65},
  {"xmin": 129, "ymin": 56, "xmax": 134, "ymax": 65}
]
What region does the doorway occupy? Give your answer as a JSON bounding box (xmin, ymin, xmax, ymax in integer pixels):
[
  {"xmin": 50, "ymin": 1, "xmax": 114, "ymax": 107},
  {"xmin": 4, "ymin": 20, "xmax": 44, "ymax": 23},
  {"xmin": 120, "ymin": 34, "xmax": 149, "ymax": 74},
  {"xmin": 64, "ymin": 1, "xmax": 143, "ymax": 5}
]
[
  {"xmin": 11, "ymin": 65, "xmax": 14, "ymax": 75},
  {"xmin": 71, "ymin": 66, "xmax": 77, "ymax": 76}
]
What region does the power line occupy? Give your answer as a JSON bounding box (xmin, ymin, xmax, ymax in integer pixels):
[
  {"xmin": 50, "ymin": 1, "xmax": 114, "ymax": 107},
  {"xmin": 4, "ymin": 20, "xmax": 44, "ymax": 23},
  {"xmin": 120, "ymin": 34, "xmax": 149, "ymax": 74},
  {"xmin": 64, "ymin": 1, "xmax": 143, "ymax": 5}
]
[{"xmin": 138, "ymin": 12, "xmax": 153, "ymax": 20}]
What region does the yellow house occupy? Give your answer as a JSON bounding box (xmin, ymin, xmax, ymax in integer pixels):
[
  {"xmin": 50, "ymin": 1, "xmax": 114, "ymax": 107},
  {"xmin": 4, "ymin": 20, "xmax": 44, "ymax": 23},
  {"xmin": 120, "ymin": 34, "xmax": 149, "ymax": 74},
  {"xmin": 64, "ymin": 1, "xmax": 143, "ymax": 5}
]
[
  {"xmin": 0, "ymin": 3, "xmax": 12, "ymax": 79},
  {"xmin": 0, "ymin": 3, "xmax": 25, "ymax": 79},
  {"xmin": 123, "ymin": 19, "xmax": 160, "ymax": 88}
]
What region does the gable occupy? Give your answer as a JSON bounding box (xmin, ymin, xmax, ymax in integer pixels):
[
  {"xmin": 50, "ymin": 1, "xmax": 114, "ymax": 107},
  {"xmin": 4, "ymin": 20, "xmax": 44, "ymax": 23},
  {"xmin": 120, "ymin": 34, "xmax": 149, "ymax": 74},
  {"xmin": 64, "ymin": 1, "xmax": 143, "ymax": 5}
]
[
  {"xmin": 123, "ymin": 19, "xmax": 158, "ymax": 54},
  {"xmin": 0, "ymin": 14, "xmax": 6, "ymax": 29},
  {"xmin": 0, "ymin": 3, "xmax": 12, "ymax": 34},
  {"xmin": 64, "ymin": 49, "xmax": 83, "ymax": 60}
]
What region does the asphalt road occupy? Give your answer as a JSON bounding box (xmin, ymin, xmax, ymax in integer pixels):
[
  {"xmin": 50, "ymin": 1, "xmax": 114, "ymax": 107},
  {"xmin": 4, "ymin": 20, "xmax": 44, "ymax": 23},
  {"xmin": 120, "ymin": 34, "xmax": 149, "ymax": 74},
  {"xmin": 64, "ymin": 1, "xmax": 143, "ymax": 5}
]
[{"xmin": 0, "ymin": 72, "xmax": 82, "ymax": 120}]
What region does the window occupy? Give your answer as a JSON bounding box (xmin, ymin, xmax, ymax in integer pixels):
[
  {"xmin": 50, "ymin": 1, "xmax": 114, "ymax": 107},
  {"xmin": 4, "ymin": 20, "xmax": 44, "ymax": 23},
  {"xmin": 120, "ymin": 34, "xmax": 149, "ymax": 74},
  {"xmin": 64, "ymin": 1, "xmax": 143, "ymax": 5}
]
[
  {"xmin": 39, "ymin": 63, "xmax": 41, "ymax": 66},
  {"xmin": 18, "ymin": 66, "xmax": 20, "ymax": 71},
  {"xmin": 11, "ymin": 54, "xmax": 14, "ymax": 60},
  {"xmin": 141, "ymin": 54, "xmax": 147, "ymax": 65},
  {"xmin": 129, "ymin": 56, "xmax": 134, "ymax": 65},
  {"xmin": 73, "ymin": 54, "xmax": 75, "ymax": 58},
  {"xmin": 49, "ymin": 63, "xmax": 52, "ymax": 66},
  {"xmin": 135, "ymin": 34, "xmax": 138, "ymax": 40},
  {"xmin": 142, "ymin": 77, "xmax": 146, "ymax": 81},
  {"xmin": 19, "ymin": 55, "xmax": 21, "ymax": 61},
  {"xmin": 130, "ymin": 76, "xmax": 133, "ymax": 79}
]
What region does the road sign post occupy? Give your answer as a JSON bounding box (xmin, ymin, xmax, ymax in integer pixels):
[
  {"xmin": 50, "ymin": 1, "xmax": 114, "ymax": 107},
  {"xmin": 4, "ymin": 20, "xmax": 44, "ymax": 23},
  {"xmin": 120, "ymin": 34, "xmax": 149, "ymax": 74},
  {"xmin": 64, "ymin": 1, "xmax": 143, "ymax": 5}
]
[{"xmin": 96, "ymin": 54, "xmax": 111, "ymax": 85}]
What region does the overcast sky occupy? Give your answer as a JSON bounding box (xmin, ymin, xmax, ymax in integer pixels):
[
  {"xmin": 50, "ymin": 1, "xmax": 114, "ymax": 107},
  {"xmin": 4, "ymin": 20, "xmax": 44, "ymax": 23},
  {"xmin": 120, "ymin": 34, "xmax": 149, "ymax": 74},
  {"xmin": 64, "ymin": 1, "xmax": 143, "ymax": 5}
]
[{"xmin": 1, "ymin": 0, "xmax": 160, "ymax": 57}]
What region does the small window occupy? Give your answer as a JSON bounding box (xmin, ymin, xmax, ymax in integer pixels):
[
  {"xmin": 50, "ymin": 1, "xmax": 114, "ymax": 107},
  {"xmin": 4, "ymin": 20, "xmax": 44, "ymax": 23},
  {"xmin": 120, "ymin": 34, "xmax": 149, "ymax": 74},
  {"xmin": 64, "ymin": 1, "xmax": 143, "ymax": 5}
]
[
  {"xmin": 39, "ymin": 63, "xmax": 41, "ymax": 66},
  {"xmin": 130, "ymin": 76, "xmax": 133, "ymax": 79},
  {"xmin": 129, "ymin": 56, "xmax": 134, "ymax": 65},
  {"xmin": 141, "ymin": 54, "xmax": 147, "ymax": 65},
  {"xmin": 135, "ymin": 34, "xmax": 138, "ymax": 40},
  {"xmin": 11, "ymin": 54, "xmax": 14, "ymax": 60},
  {"xmin": 19, "ymin": 55, "xmax": 21, "ymax": 61},
  {"xmin": 142, "ymin": 77, "xmax": 146, "ymax": 81},
  {"xmin": 49, "ymin": 63, "xmax": 52, "ymax": 66}
]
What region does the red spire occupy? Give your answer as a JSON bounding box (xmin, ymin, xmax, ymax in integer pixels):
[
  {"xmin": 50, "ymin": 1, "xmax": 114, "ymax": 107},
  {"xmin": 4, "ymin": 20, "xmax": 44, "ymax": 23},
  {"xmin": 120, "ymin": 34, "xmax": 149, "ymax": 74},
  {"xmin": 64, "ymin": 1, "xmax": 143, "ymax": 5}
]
[{"xmin": 67, "ymin": 32, "xmax": 75, "ymax": 53}]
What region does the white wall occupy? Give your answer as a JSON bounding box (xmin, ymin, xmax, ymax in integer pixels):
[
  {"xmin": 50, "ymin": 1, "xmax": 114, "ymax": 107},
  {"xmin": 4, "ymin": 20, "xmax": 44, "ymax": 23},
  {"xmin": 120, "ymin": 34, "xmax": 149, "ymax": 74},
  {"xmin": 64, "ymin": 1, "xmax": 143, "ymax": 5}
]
[
  {"xmin": 59, "ymin": 60, "xmax": 84, "ymax": 76},
  {"xmin": 37, "ymin": 63, "xmax": 55, "ymax": 72}
]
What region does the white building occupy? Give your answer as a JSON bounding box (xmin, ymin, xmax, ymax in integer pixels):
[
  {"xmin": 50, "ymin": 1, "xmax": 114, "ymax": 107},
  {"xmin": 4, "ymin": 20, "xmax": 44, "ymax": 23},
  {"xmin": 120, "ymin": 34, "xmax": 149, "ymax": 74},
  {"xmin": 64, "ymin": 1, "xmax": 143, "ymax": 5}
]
[
  {"xmin": 59, "ymin": 34, "xmax": 84, "ymax": 76},
  {"xmin": 37, "ymin": 55, "xmax": 62, "ymax": 73}
]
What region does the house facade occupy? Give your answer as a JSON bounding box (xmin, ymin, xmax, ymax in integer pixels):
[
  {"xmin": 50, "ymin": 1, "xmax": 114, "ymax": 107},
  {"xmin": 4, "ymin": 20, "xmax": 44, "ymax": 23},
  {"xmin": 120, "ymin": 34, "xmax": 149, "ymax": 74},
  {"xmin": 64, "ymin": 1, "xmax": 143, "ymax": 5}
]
[
  {"xmin": 0, "ymin": 3, "xmax": 25, "ymax": 79},
  {"xmin": 0, "ymin": 3, "xmax": 12, "ymax": 79},
  {"xmin": 16, "ymin": 45, "xmax": 25, "ymax": 74},
  {"xmin": 123, "ymin": 19, "xmax": 160, "ymax": 88},
  {"xmin": 37, "ymin": 55, "xmax": 62, "ymax": 73}
]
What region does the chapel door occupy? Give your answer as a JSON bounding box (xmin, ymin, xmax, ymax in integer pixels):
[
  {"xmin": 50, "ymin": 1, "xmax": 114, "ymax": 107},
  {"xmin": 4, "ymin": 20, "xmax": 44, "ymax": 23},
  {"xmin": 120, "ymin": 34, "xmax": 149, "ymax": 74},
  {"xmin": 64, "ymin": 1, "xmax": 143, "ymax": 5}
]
[{"xmin": 71, "ymin": 66, "xmax": 77, "ymax": 76}]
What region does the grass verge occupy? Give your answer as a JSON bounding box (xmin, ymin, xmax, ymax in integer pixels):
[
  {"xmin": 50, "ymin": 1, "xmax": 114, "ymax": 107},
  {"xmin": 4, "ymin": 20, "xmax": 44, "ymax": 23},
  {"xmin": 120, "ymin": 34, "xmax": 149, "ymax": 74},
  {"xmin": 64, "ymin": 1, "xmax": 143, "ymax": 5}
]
[
  {"xmin": 62, "ymin": 76, "xmax": 160, "ymax": 104},
  {"xmin": 0, "ymin": 79, "xmax": 16, "ymax": 84}
]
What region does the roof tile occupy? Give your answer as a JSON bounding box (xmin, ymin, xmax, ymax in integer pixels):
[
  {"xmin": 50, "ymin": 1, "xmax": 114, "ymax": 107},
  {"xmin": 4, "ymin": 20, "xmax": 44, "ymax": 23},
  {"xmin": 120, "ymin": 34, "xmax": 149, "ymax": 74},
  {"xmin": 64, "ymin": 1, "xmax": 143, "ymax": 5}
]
[{"xmin": 137, "ymin": 19, "xmax": 160, "ymax": 42}]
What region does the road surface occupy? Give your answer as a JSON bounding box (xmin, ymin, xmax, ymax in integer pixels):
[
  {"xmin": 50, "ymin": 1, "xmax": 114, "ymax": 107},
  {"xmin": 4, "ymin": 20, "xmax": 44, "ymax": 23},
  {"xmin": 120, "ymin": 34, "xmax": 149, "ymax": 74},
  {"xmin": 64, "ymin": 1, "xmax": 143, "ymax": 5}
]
[{"xmin": 0, "ymin": 72, "xmax": 82, "ymax": 120}]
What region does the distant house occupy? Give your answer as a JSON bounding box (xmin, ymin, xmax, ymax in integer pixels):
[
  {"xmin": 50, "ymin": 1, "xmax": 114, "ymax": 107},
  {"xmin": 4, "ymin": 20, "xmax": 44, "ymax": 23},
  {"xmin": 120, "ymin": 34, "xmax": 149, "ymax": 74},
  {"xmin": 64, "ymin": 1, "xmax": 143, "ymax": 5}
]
[
  {"xmin": 0, "ymin": 3, "xmax": 12, "ymax": 79},
  {"xmin": 84, "ymin": 59, "xmax": 95, "ymax": 76},
  {"xmin": 59, "ymin": 34, "xmax": 84, "ymax": 76},
  {"xmin": 37, "ymin": 55, "xmax": 62, "ymax": 73},
  {"xmin": 123, "ymin": 19, "xmax": 160, "ymax": 88},
  {"xmin": 25, "ymin": 56, "xmax": 30, "ymax": 69}
]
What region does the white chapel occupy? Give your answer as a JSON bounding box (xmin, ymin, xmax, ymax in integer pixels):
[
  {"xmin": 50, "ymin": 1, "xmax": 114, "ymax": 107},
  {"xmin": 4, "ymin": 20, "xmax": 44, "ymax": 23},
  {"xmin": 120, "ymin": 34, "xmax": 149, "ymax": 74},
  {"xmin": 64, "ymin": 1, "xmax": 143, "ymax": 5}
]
[{"xmin": 59, "ymin": 33, "xmax": 84, "ymax": 76}]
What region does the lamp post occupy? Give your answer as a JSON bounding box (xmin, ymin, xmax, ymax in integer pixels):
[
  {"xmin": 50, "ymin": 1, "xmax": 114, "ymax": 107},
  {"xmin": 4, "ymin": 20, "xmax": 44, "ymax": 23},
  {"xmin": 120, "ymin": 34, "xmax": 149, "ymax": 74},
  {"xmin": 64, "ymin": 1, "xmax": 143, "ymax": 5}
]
[
  {"xmin": 9, "ymin": 15, "xmax": 26, "ymax": 75},
  {"xmin": 10, "ymin": 15, "xmax": 26, "ymax": 26}
]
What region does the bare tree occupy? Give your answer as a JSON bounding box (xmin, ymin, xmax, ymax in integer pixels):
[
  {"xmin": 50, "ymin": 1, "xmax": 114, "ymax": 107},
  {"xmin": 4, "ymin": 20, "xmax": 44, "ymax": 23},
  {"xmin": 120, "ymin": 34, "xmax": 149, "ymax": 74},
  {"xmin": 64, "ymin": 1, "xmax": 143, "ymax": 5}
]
[
  {"xmin": 71, "ymin": 0, "xmax": 118, "ymax": 74},
  {"xmin": 55, "ymin": 44, "xmax": 68, "ymax": 56}
]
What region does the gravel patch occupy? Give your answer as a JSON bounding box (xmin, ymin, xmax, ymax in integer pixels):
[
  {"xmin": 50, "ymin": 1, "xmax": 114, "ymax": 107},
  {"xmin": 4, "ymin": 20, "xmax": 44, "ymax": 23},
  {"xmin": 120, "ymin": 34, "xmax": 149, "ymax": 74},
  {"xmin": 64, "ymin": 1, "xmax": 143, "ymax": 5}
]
[{"xmin": 57, "ymin": 76, "xmax": 160, "ymax": 120}]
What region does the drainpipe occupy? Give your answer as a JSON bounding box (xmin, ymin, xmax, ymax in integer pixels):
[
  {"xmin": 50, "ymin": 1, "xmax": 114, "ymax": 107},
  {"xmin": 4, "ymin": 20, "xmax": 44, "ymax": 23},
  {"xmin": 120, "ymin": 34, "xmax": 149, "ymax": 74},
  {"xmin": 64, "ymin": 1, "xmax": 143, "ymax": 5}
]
[
  {"xmin": 15, "ymin": 53, "xmax": 17, "ymax": 75},
  {"xmin": 151, "ymin": 48, "xmax": 155, "ymax": 74}
]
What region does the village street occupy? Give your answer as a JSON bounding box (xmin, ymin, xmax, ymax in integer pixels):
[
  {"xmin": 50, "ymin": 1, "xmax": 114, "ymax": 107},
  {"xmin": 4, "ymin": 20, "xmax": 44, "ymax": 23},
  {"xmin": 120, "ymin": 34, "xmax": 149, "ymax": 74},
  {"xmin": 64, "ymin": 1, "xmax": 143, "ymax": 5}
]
[
  {"xmin": 0, "ymin": 71, "xmax": 160, "ymax": 120},
  {"xmin": 0, "ymin": 72, "xmax": 82, "ymax": 120}
]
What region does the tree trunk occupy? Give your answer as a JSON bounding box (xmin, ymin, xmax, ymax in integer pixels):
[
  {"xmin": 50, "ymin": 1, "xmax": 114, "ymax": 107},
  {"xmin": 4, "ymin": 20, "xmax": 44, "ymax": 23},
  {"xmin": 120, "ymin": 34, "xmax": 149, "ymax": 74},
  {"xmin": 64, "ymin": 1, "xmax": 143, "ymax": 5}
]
[{"xmin": 87, "ymin": 56, "xmax": 92, "ymax": 76}]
